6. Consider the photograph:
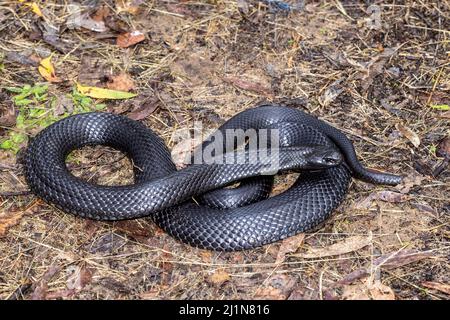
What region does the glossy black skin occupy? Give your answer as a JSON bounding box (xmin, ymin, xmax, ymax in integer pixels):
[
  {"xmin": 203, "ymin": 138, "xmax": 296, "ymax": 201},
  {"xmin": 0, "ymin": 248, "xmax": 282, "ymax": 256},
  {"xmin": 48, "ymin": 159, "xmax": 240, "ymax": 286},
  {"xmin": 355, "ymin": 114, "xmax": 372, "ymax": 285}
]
[{"xmin": 24, "ymin": 105, "xmax": 402, "ymax": 250}]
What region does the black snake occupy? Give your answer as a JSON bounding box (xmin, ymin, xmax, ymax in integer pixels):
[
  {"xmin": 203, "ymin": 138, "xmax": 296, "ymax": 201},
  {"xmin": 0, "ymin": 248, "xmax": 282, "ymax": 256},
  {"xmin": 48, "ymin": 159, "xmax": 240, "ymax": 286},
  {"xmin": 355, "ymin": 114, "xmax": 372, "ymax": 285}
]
[{"xmin": 24, "ymin": 105, "xmax": 402, "ymax": 251}]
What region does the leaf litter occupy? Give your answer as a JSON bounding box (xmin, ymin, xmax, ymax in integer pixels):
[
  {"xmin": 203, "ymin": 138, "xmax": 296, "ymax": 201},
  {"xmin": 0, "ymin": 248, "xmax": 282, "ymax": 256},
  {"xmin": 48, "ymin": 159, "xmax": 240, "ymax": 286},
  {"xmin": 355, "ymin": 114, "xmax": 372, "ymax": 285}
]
[{"xmin": 0, "ymin": 0, "xmax": 448, "ymax": 300}]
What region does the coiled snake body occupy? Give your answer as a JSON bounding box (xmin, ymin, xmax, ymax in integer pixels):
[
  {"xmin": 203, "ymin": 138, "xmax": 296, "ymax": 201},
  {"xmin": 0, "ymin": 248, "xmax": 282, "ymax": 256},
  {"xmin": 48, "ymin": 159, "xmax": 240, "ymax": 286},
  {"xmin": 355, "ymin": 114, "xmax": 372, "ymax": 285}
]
[{"xmin": 24, "ymin": 105, "xmax": 402, "ymax": 251}]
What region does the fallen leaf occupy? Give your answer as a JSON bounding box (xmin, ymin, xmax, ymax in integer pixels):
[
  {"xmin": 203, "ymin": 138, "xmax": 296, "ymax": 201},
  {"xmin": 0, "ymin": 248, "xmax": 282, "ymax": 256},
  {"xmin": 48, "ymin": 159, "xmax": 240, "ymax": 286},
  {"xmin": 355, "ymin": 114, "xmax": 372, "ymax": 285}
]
[
  {"xmin": 209, "ymin": 270, "xmax": 231, "ymax": 285},
  {"xmin": 66, "ymin": 8, "xmax": 108, "ymax": 32},
  {"xmin": 319, "ymin": 79, "xmax": 344, "ymax": 107},
  {"xmin": 369, "ymin": 282, "xmax": 396, "ymax": 300},
  {"xmin": 45, "ymin": 289, "xmax": 76, "ymax": 299},
  {"xmin": 396, "ymin": 123, "xmax": 420, "ymax": 147},
  {"xmin": 98, "ymin": 277, "xmax": 131, "ymax": 294},
  {"xmin": 338, "ymin": 250, "xmax": 435, "ymax": 285},
  {"xmin": 254, "ymin": 274, "xmax": 297, "ymax": 300},
  {"xmin": 354, "ymin": 191, "xmax": 410, "ymax": 209},
  {"xmin": 437, "ymin": 137, "xmax": 450, "ymax": 158},
  {"xmin": 422, "ymin": 282, "xmax": 450, "ymax": 295},
  {"xmin": 66, "ymin": 265, "xmax": 93, "ymax": 291},
  {"xmin": 342, "ymin": 281, "xmax": 395, "ymax": 300},
  {"xmin": 222, "ymin": 76, "xmax": 272, "ymax": 96},
  {"xmin": 0, "ymin": 211, "xmax": 24, "ymax": 237},
  {"xmin": 276, "ymin": 233, "xmax": 305, "ymax": 264},
  {"xmin": 76, "ymin": 82, "xmax": 137, "ymax": 99},
  {"xmin": 116, "ymin": 30, "xmax": 145, "ymax": 48},
  {"xmin": 106, "ymin": 73, "xmax": 135, "ymax": 92},
  {"xmin": 88, "ymin": 232, "xmax": 127, "ymax": 254},
  {"xmin": 170, "ymin": 53, "xmax": 216, "ymax": 85},
  {"xmin": 116, "ymin": 0, "xmax": 143, "ymax": 14},
  {"xmin": 5, "ymin": 51, "xmax": 39, "ymax": 66},
  {"xmin": 91, "ymin": 5, "xmax": 111, "ymax": 22},
  {"xmin": 375, "ymin": 250, "xmax": 435, "ymax": 269},
  {"xmin": 395, "ymin": 173, "xmax": 426, "ymax": 194},
  {"xmin": 412, "ymin": 203, "xmax": 436, "ymax": 214},
  {"xmin": 293, "ymin": 235, "xmax": 372, "ymax": 259},
  {"xmin": 0, "ymin": 108, "xmax": 17, "ymax": 127},
  {"xmin": 114, "ymin": 220, "xmax": 153, "ymax": 242},
  {"xmin": 31, "ymin": 265, "xmax": 61, "ymax": 300},
  {"xmin": 0, "ymin": 201, "xmax": 40, "ymax": 237},
  {"xmin": 38, "ymin": 54, "xmax": 60, "ymax": 82},
  {"xmin": 127, "ymin": 98, "xmax": 159, "ymax": 120},
  {"xmin": 18, "ymin": 0, "xmax": 43, "ymax": 17},
  {"xmin": 439, "ymin": 111, "xmax": 450, "ymax": 119},
  {"xmin": 361, "ymin": 47, "xmax": 398, "ymax": 90}
]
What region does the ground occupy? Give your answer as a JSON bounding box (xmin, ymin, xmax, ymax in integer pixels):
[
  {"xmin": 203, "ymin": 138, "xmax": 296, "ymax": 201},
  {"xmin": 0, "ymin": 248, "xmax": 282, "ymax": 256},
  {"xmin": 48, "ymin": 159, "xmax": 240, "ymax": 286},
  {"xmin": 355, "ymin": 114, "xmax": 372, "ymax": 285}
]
[{"xmin": 0, "ymin": 0, "xmax": 449, "ymax": 300}]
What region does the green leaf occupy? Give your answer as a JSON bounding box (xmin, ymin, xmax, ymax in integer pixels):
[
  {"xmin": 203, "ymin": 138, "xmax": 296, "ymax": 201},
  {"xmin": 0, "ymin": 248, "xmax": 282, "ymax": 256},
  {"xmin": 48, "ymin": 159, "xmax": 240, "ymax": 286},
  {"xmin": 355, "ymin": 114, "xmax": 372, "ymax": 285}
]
[
  {"xmin": 431, "ymin": 104, "xmax": 449, "ymax": 111},
  {"xmin": 16, "ymin": 114, "xmax": 25, "ymax": 128},
  {"xmin": 0, "ymin": 139, "xmax": 13, "ymax": 149},
  {"xmin": 94, "ymin": 103, "xmax": 106, "ymax": 110},
  {"xmin": 5, "ymin": 87, "xmax": 25, "ymax": 93},
  {"xmin": 429, "ymin": 145, "xmax": 437, "ymax": 155},
  {"xmin": 14, "ymin": 98, "xmax": 34, "ymax": 106},
  {"xmin": 11, "ymin": 132, "xmax": 26, "ymax": 144}
]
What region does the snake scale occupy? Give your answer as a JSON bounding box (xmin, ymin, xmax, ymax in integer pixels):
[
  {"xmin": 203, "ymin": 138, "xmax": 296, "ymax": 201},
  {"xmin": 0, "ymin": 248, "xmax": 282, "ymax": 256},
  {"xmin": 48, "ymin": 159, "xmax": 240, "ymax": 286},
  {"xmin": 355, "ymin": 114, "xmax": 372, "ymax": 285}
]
[{"xmin": 24, "ymin": 105, "xmax": 402, "ymax": 251}]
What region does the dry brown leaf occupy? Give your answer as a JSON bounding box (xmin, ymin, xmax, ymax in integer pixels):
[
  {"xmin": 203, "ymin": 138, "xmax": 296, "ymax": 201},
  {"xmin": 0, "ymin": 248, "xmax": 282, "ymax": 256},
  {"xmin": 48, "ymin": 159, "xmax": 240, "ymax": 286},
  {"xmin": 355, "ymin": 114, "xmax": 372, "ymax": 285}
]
[
  {"xmin": 342, "ymin": 283, "xmax": 371, "ymax": 300},
  {"xmin": 209, "ymin": 270, "xmax": 231, "ymax": 285},
  {"xmin": 422, "ymin": 282, "xmax": 450, "ymax": 295},
  {"xmin": 361, "ymin": 47, "xmax": 398, "ymax": 90},
  {"xmin": 319, "ymin": 79, "xmax": 344, "ymax": 107},
  {"xmin": 342, "ymin": 282, "xmax": 395, "ymax": 300},
  {"xmin": 170, "ymin": 52, "xmax": 216, "ymax": 85},
  {"xmin": 254, "ymin": 287, "xmax": 286, "ymax": 300},
  {"xmin": 396, "ymin": 123, "xmax": 420, "ymax": 147},
  {"xmin": 127, "ymin": 98, "xmax": 158, "ymax": 121},
  {"xmin": 395, "ymin": 173, "xmax": 426, "ymax": 194},
  {"xmin": 276, "ymin": 233, "xmax": 305, "ymax": 264},
  {"xmin": 45, "ymin": 289, "xmax": 76, "ymax": 299},
  {"xmin": 0, "ymin": 108, "xmax": 17, "ymax": 127},
  {"xmin": 439, "ymin": 111, "xmax": 450, "ymax": 119},
  {"xmin": 114, "ymin": 220, "xmax": 153, "ymax": 242},
  {"xmin": 116, "ymin": 30, "xmax": 145, "ymax": 48},
  {"xmin": 294, "ymin": 235, "xmax": 372, "ymax": 259},
  {"xmin": 91, "ymin": 5, "xmax": 111, "ymax": 22},
  {"xmin": 338, "ymin": 250, "xmax": 435, "ymax": 285},
  {"xmin": 254, "ymin": 274, "xmax": 297, "ymax": 300},
  {"xmin": 31, "ymin": 265, "xmax": 61, "ymax": 300},
  {"xmin": 369, "ymin": 282, "xmax": 396, "ymax": 300},
  {"xmin": 354, "ymin": 191, "xmax": 410, "ymax": 209},
  {"xmin": 116, "ymin": 0, "xmax": 143, "ymax": 14},
  {"xmin": 67, "ymin": 11, "xmax": 108, "ymax": 32},
  {"xmin": 106, "ymin": 73, "xmax": 135, "ymax": 92},
  {"xmin": 222, "ymin": 76, "xmax": 272, "ymax": 96},
  {"xmin": 437, "ymin": 137, "xmax": 450, "ymax": 158},
  {"xmin": 0, "ymin": 211, "xmax": 25, "ymax": 237},
  {"xmin": 66, "ymin": 265, "xmax": 93, "ymax": 291},
  {"xmin": 375, "ymin": 250, "xmax": 434, "ymax": 269}
]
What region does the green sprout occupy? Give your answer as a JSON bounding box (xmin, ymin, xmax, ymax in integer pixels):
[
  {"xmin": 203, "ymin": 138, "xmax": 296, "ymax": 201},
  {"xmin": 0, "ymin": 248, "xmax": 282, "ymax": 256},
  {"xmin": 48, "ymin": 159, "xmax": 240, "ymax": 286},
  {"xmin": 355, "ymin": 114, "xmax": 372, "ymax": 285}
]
[{"xmin": 0, "ymin": 84, "xmax": 106, "ymax": 152}]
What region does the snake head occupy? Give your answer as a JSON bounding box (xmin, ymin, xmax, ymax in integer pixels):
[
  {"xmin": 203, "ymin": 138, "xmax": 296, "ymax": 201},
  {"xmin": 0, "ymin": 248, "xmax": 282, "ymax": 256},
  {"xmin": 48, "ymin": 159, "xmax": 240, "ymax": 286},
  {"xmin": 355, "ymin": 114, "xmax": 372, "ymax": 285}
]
[
  {"xmin": 274, "ymin": 145, "xmax": 343, "ymax": 174},
  {"xmin": 303, "ymin": 145, "xmax": 343, "ymax": 169}
]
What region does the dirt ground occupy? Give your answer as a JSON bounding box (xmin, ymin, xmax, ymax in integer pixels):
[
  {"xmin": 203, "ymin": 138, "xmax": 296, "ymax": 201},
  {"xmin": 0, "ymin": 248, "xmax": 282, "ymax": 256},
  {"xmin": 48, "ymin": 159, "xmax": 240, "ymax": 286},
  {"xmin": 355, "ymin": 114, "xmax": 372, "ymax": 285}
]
[{"xmin": 0, "ymin": 0, "xmax": 449, "ymax": 300}]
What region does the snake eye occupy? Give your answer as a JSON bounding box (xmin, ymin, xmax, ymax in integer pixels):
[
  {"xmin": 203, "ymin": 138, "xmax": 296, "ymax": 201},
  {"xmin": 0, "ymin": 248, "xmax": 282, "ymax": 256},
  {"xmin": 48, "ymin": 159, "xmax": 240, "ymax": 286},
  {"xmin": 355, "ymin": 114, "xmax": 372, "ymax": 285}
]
[{"xmin": 323, "ymin": 154, "xmax": 341, "ymax": 165}]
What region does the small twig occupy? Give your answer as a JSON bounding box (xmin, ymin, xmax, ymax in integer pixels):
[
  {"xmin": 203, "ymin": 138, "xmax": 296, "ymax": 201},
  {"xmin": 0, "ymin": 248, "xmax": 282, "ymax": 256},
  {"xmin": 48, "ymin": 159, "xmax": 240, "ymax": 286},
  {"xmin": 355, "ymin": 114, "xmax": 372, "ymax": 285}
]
[
  {"xmin": 0, "ymin": 163, "xmax": 17, "ymax": 170},
  {"xmin": 0, "ymin": 190, "xmax": 31, "ymax": 197}
]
